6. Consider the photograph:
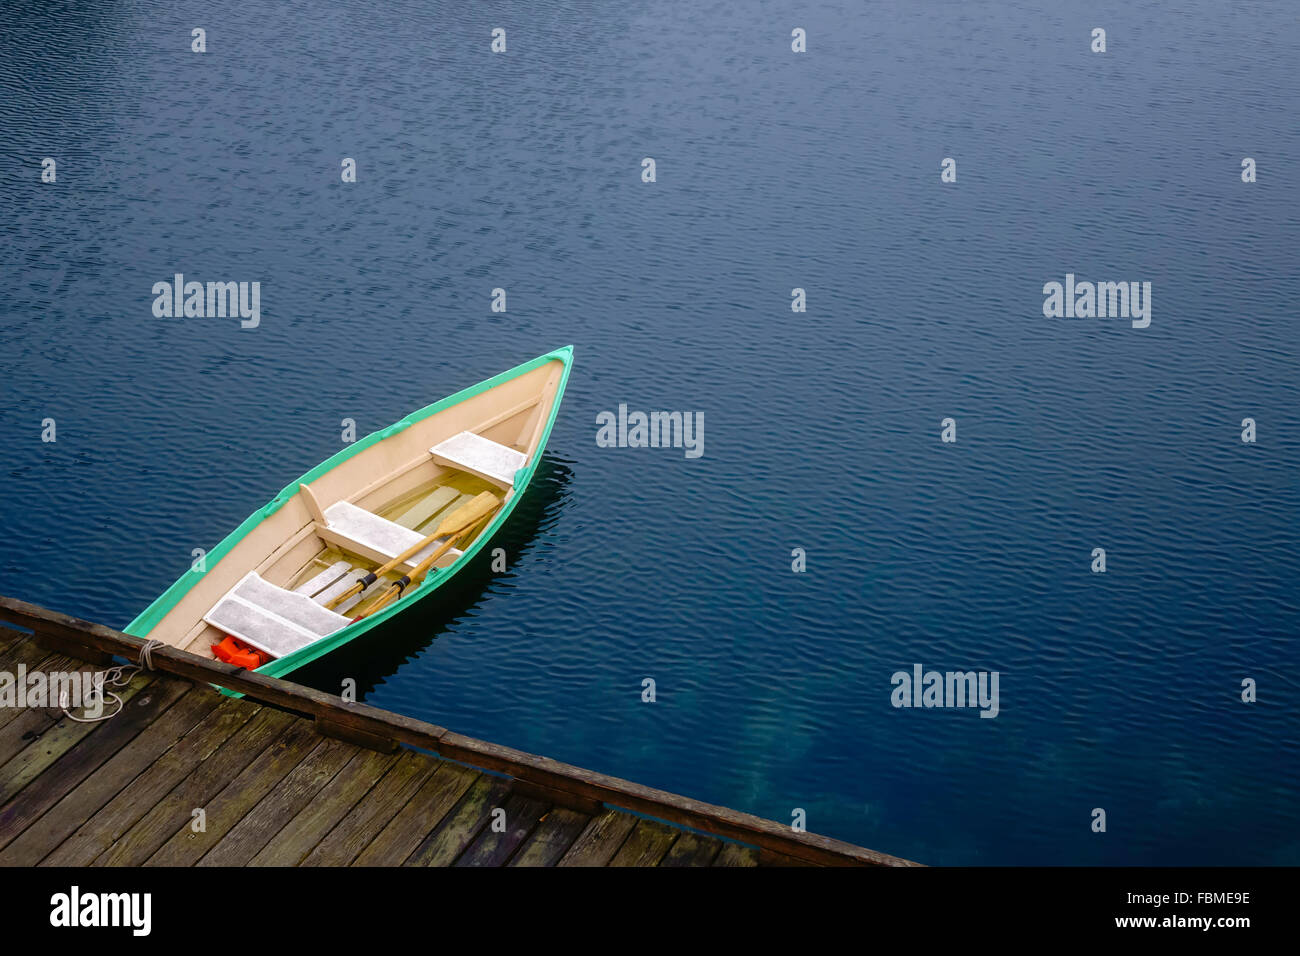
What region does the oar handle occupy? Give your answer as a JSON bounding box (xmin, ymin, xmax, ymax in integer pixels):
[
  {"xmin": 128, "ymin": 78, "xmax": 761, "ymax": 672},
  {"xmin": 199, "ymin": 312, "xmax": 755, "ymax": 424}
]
[
  {"xmin": 354, "ymin": 543, "xmax": 452, "ymax": 620},
  {"xmin": 353, "ymin": 504, "xmax": 499, "ymax": 621},
  {"xmin": 324, "ymin": 525, "xmax": 451, "ymax": 609}
]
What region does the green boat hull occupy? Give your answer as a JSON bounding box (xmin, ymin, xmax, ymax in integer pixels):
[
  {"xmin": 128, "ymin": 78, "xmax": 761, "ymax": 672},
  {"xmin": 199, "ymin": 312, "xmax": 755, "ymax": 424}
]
[{"xmin": 124, "ymin": 346, "xmax": 573, "ymax": 686}]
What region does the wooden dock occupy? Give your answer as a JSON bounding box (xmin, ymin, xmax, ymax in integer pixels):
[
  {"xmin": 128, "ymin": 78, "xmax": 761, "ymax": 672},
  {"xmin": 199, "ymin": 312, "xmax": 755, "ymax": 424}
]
[{"xmin": 0, "ymin": 597, "xmax": 917, "ymax": 867}]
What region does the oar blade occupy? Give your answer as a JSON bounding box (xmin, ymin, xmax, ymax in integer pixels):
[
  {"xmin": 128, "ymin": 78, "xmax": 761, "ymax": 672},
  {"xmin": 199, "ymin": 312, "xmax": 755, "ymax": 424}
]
[{"xmin": 434, "ymin": 490, "xmax": 500, "ymax": 537}]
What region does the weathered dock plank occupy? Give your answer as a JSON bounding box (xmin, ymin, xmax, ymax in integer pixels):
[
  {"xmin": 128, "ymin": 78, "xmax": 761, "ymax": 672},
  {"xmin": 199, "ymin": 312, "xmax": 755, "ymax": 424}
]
[
  {"xmin": 508, "ymin": 807, "xmax": 590, "ymax": 867},
  {"xmin": 556, "ymin": 808, "xmax": 640, "ymax": 866},
  {"xmin": 41, "ymin": 697, "xmax": 260, "ymax": 866},
  {"xmin": 454, "ymin": 792, "xmax": 549, "ymax": 867},
  {"xmin": 351, "ymin": 763, "xmax": 480, "ymax": 866},
  {"xmin": 0, "ymin": 629, "xmax": 47, "ymax": 677},
  {"xmin": 0, "ymin": 677, "xmax": 186, "ymax": 849},
  {"xmin": 141, "ymin": 713, "xmax": 321, "ymax": 866},
  {"xmin": 0, "ymin": 688, "xmax": 220, "ymax": 865},
  {"xmin": 660, "ymin": 831, "xmax": 724, "ymax": 867},
  {"xmin": 94, "ymin": 706, "xmax": 297, "ymax": 866},
  {"xmin": 189, "ymin": 735, "xmax": 355, "ymax": 867},
  {"xmin": 299, "ymin": 749, "xmax": 438, "ymax": 866},
  {"xmin": 608, "ymin": 819, "xmax": 681, "ymax": 866},
  {"xmin": 713, "ymin": 842, "xmax": 760, "ymax": 867},
  {"xmin": 250, "ymin": 745, "xmax": 401, "ymax": 866},
  {"xmin": 0, "ymin": 653, "xmax": 99, "ymax": 753},
  {"xmin": 0, "ymin": 633, "xmax": 66, "ymax": 733},
  {"xmin": 0, "ymin": 603, "xmax": 920, "ymax": 868},
  {"xmin": 0, "ymin": 630, "xmax": 31, "ymax": 670},
  {"xmin": 403, "ymin": 774, "xmax": 515, "ymax": 867}
]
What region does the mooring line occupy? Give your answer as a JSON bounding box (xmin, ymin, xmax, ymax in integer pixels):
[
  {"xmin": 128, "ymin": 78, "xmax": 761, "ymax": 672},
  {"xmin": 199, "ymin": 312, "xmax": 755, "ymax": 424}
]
[{"xmin": 60, "ymin": 639, "xmax": 164, "ymax": 723}]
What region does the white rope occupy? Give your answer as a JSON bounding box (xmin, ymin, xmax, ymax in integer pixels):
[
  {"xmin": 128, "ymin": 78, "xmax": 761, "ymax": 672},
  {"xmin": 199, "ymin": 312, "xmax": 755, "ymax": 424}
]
[
  {"xmin": 60, "ymin": 664, "xmax": 136, "ymax": 723},
  {"xmin": 138, "ymin": 638, "xmax": 163, "ymax": 672},
  {"xmin": 59, "ymin": 639, "xmax": 165, "ymax": 723}
]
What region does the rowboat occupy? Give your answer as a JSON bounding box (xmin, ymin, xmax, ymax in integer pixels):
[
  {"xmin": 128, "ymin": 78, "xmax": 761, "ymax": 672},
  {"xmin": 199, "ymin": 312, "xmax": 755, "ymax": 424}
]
[{"xmin": 124, "ymin": 346, "xmax": 573, "ymax": 680}]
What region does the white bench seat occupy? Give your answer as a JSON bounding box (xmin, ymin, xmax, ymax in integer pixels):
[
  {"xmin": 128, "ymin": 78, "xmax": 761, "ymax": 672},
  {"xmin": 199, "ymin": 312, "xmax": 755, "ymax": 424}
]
[
  {"xmin": 205, "ymin": 571, "xmax": 352, "ymax": 659},
  {"xmin": 322, "ymin": 501, "xmax": 463, "ymax": 569},
  {"xmin": 430, "ymin": 431, "xmax": 527, "ymax": 488}
]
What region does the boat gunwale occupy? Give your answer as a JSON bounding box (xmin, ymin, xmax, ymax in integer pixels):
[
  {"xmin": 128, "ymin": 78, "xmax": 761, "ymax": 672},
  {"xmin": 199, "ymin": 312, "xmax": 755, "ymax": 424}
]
[{"xmin": 123, "ymin": 346, "xmax": 574, "ymax": 678}]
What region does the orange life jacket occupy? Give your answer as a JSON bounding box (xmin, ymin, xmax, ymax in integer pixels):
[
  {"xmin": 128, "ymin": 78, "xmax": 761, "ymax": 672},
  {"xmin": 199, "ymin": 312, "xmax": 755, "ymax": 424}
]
[{"xmin": 211, "ymin": 635, "xmax": 268, "ymax": 669}]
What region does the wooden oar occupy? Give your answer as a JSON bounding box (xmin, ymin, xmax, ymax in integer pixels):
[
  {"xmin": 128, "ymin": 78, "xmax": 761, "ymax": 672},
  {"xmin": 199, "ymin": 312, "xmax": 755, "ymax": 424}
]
[
  {"xmin": 354, "ymin": 501, "xmax": 500, "ymax": 620},
  {"xmin": 324, "ymin": 490, "xmax": 500, "ymax": 610}
]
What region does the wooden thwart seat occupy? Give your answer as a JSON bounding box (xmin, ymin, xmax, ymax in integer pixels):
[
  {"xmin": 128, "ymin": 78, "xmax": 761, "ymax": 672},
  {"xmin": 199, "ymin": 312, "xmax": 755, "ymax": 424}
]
[
  {"xmin": 430, "ymin": 431, "xmax": 527, "ymax": 489},
  {"xmin": 204, "ymin": 572, "xmax": 352, "ymax": 659}
]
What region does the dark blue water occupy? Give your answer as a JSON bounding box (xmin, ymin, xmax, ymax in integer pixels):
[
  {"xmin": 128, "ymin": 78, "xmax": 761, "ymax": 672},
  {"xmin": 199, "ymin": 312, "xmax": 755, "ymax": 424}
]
[{"xmin": 2, "ymin": 0, "xmax": 1297, "ymax": 865}]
